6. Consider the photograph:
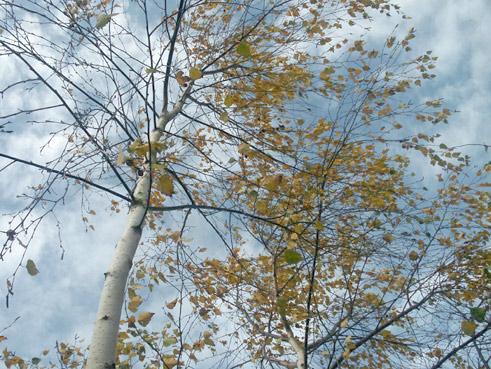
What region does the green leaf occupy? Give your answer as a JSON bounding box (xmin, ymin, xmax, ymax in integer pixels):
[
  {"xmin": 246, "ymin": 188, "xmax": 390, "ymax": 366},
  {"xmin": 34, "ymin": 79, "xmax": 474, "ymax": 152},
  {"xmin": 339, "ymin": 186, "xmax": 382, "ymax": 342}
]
[
  {"xmin": 470, "ymin": 307, "xmax": 486, "ymax": 323},
  {"xmin": 236, "ymin": 42, "xmax": 252, "ymax": 58},
  {"xmin": 96, "ymin": 14, "xmax": 112, "ymax": 29},
  {"xmin": 284, "ymin": 249, "xmax": 302, "ymax": 264},
  {"xmin": 145, "ymin": 67, "xmax": 159, "ymax": 74},
  {"xmin": 31, "ymin": 358, "xmax": 41, "ymax": 365},
  {"xmin": 163, "ymin": 337, "xmax": 177, "ymax": 347},
  {"xmin": 277, "ymin": 296, "xmax": 287, "ymax": 315},
  {"xmin": 320, "ymin": 66, "xmax": 335, "ymax": 80},
  {"xmin": 26, "ymin": 259, "xmax": 39, "ymax": 276},
  {"xmin": 248, "ymin": 190, "xmax": 258, "ymax": 199}
]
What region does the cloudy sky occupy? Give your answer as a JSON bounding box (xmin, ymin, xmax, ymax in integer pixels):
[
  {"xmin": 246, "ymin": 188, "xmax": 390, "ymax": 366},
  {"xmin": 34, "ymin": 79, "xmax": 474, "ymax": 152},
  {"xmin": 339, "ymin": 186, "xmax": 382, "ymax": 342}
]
[{"xmin": 0, "ymin": 0, "xmax": 490, "ymax": 364}]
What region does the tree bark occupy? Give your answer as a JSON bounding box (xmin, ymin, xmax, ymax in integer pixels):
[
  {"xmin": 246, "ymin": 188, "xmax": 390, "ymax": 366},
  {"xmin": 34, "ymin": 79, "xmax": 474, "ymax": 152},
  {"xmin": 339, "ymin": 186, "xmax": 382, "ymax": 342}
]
[
  {"xmin": 85, "ymin": 102, "xmax": 183, "ymax": 369},
  {"xmin": 85, "ymin": 173, "xmax": 150, "ymax": 369}
]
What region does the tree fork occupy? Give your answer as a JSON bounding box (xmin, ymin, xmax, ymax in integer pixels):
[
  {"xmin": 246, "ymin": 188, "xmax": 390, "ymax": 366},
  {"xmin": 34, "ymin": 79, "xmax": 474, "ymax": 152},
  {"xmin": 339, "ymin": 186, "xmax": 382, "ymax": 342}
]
[{"xmin": 85, "ymin": 112, "xmax": 173, "ymax": 368}]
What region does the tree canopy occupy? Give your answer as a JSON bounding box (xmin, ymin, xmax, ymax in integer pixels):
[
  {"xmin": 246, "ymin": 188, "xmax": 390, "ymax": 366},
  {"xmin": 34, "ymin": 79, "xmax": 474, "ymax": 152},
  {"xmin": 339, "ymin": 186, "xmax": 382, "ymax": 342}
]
[{"xmin": 0, "ymin": 0, "xmax": 489, "ymax": 368}]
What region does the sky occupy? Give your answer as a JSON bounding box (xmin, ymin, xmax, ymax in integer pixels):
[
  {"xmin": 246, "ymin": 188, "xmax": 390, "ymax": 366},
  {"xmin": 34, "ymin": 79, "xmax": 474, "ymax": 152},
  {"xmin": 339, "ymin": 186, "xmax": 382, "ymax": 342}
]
[{"xmin": 0, "ymin": 0, "xmax": 490, "ymax": 365}]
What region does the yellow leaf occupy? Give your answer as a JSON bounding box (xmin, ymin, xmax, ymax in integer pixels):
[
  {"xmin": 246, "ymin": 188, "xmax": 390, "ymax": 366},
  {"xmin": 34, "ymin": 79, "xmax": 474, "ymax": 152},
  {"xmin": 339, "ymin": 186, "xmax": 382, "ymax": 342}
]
[
  {"xmin": 163, "ymin": 357, "xmax": 178, "ymax": 368},
  {"xmin": 157, "ymin": 175, "xmax": 174, "ymax": 196},
  {"xmin": 408, "ymin": 250, "xmax": 419, "ymax": 261},
  {"xmin": 432, "ymin": 347, "xmax": 443, "ymax": 358},
  {"xmin": 128, "ymin": 296, "xmax": 143, "ymax": 312},
  {"xmin": 224, "ymin": 95, "xmax": 234, "ymax": 107},
  {"xmin": 150, "ymin": 141, "xmax": 166, "ymax": 153},
  {"xmin": 238, "ymin": 143, "xmax": 251, "ymax": 155},
  {"xmin": 137, "ymin": 311, "xmax": 154, "ymax": 327},
  {"xmin": 166, "ymin": 298, "xmax": 178, "ymax": 309},
  {"xmin": 382, "ymin": 234, "xmax": 393, "ymax": 242},
  {"xmin": 256, "ymin": 200, "xmax": 269, "ymax": 214},
  {"xmin": 345, "ymin": 335, "xmax": 355, "ymax": 350},
  {"xmin": 203, "ymin": 335, "xmax": 214, "ymax": 346},
  {"xmin": 128, "ymin": 139, "xmax": 148, "ymax": 157},
  {"xmin": 364, "ymin": 292, "xmax": 380, "ymax": 306},
  {"xmin": 176, "ymin": 71, "xmax": 190, "ymax": 86},
  {"xmin": 169, "ymin": 231, "xmax": 181, "ymax": 243},
  {"xmin": 287, "ymin": 240, "xmax": 297, "ymax": 249},
  {"xmin": 386, "ymin": 36, "xmax": 395, "ymax": 48},
  {"xmin": 261, "ymin": 174, "xmax": 283, "ymax": 191},
  {"xmin": 189, "ymin": 67, "xmax": 202, "ymax": 80},
  {"xmin": 461, "ymin": 320, "xmax": 477, "ymax": 336},
  {"xmin": 8, "ymin": 356, "xmax": 24, "ymax": 368},
  {"xmin": 340, "ymin": 319, "xmax": 348, "ymax": 328}
]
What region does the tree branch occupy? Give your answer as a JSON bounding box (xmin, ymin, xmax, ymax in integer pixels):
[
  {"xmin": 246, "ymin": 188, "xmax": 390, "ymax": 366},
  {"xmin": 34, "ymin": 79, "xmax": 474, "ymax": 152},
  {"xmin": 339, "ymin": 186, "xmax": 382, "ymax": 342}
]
[{"xmin": 0, "ymin": 153, "xmax": 131, "ymax": 202}]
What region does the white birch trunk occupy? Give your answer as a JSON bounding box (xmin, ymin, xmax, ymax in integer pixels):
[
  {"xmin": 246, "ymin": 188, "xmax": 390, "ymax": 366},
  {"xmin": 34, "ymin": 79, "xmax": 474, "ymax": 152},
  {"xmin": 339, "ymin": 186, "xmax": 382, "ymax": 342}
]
[
  {"xmin": 85, "ymin": 173, "xmax": 150, "ymax": 369},
  {"xmin": 285, "ymin": 324, "xmax": 305, "ymax": 369},
  {"xmin": 279, "ymin": 313, "xmax": 305, "ymax": 369},
  {"xmin": 85, "ymin": 102, "xmax": 184, "ymax": 369}
]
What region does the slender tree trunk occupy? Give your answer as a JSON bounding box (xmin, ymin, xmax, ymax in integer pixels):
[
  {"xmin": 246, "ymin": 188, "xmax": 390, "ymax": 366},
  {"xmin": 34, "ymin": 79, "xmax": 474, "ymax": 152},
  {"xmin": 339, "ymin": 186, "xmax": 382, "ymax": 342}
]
[
  {"xmin": 85, "ymin": 105, "xmax": 181, "ymax": 369},
  {"xmin": 285, "ymin": 323, "xmax": 305, "ymax": 369},
  {"xmin": 86, "ymin": 174, "xmax": 150, "ymax": 369},
  {"xmin": 279, "ymin": 311, "xmax": 305, "ymax": 369}
]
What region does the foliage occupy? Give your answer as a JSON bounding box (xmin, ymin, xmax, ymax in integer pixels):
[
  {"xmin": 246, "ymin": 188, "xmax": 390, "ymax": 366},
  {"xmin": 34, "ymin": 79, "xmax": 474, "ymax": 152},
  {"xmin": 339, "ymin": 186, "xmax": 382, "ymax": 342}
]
[{"xmin": 0, "ymin": 0, "xmax": 489, "ymax": 368}]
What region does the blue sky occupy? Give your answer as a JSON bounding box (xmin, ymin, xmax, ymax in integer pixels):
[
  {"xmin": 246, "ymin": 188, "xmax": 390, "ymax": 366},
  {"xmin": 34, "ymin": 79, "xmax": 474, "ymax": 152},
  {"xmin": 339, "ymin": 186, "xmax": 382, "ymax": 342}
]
[{"xmin": 0, "ymin": 0, "xmax": 490, "ymax": 364}]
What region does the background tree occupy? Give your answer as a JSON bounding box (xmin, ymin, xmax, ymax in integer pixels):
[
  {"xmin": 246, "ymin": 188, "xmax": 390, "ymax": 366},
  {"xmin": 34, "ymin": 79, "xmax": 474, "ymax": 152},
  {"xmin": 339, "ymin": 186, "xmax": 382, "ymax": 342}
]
[{"xmin": 0, "ymin": 0, "xmax": 489, "ymax": 369}]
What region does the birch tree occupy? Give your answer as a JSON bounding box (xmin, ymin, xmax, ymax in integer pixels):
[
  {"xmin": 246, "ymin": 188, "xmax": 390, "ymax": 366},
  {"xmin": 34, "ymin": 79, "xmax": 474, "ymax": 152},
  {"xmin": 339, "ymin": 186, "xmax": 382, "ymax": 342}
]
[
  {"xmin": 188, "ymin": 128, "xmax": 490, "ymax": 368},
  {"xmin": 0, "ymin": 0, "xmax": 489, "ymax": 369}
]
